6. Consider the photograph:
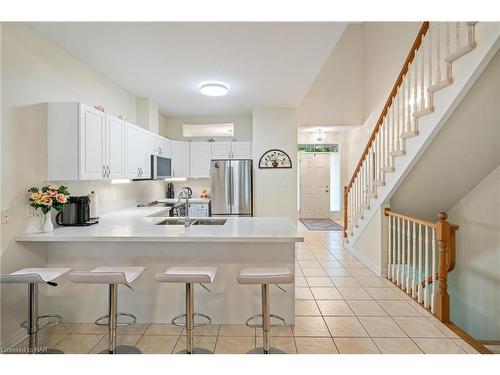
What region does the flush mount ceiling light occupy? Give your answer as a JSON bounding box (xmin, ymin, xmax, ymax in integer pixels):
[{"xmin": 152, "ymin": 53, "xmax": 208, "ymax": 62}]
[
  {"xmin": 199, "ymin": 81, "xmax": 229, "ymax": 97},
  {"xmin": 315, "ymin": 129, "xmax": 325, "ymax": 142}
]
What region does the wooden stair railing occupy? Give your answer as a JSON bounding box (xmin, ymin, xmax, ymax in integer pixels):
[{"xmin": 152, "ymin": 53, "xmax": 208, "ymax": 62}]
[
  {"xmin": 384, "ymin": 208, "xmax": 459, "ymax": 322},
  {"xmin": 343, "ymin": 22, "xmax": 478, "ymax": 240}
]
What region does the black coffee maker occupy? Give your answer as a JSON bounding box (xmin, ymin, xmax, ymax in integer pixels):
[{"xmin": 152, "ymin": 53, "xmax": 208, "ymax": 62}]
[
  {"xmin": 166, "ymin": 183, "xmax": 175, "ymax": 198},
  {"xmin": 56, "ymin": 196, "xmax": 98, "ymax": 226}
]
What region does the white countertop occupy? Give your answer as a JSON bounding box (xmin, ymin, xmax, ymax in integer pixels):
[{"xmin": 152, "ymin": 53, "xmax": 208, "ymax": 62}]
[
  {"xmin": 158, "ymin": 198, "xmax": 210, "ymax": 204},
  {"xmin": 16, "ymin": 206, "xmax": 303, "ymax": 243}
]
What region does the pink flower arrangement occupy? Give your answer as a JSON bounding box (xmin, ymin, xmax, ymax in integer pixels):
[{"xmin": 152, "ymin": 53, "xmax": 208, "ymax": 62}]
[{"xmin": 28, "ymin": 185, "xmax": 70, "ymax": 214}]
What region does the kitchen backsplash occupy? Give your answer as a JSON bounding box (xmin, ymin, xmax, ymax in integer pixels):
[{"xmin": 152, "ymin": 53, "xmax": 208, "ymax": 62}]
[{"xmin": 172, "ymin": 178, "xmax": 210, "ymax": 198}]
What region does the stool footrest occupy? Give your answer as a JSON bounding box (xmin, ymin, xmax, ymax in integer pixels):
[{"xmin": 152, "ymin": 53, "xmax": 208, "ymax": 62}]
[
  {"xmin": 95, "ymin": 312, "xmax": 136, "ymax": 326},
  {"xmin": 21, "ymin": 314, "xmax": 63, "ymax": 331},
  {"xmin": 245, "ymin": 313, "xmax": 286, "ymax": 328},
  {"xmin": 171, "ymin": 313, "xmax": 212, "ymax": 328}
]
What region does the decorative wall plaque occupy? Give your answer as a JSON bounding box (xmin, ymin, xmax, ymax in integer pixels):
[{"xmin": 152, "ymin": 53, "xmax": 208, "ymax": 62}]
[{"xmin": 258, "ymin": 149, "xmax": 292, "ymax": 169}]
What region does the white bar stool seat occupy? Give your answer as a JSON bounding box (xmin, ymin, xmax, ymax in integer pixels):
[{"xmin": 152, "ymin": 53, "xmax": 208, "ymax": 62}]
[
  {"xmin": 69, "ymin": 266, "xmax": 146, "ymax": 354},
  {"xmin": 238, "ymin": 267, "xmax": 294, "ymax": 354},
  {"xmin": 0, "ymin": 267, "xmax": 72, "ymax": 354},
  {"xmin": 154, "ymin": 266, "xmax": 217, "ymax": 354}
]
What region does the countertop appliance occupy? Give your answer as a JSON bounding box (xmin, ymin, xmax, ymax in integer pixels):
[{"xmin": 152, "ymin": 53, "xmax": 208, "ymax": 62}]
[
  {"xmin": 56, "ymin": 196, "xmax": 99, "ymax": 226},
  {"xmin": 210, "ymin": 159, "xmax": 253, "ymax": 217},
  {"xmin": 150, "ymin": 155, "xmax": 171, "ymax": 180},
  {"xmin": 166, "ymin": 182, "xmax": 175, "ymax": 198}
]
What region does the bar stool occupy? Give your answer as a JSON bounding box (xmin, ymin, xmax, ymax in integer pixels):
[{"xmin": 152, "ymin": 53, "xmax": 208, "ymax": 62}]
[
  {"xmin": 154, "ymin": 266, "xmax": 217, "ymax": 354},
  {"xmin": 238, "ymin": 267, "xmax": 294, "ymax": 354},
  {"xmin": 0, "ymin": 267, "xmax": 72, "ymax": 354},
  {"xmin": 69, "ymin": 266, "xmax": 146, "ymax": 354}
]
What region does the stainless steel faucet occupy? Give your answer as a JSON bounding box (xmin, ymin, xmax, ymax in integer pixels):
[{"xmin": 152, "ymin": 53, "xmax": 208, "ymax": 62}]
[{"xmin": 177, "ymin": 187, "xmax": 190, "ymax": 227}]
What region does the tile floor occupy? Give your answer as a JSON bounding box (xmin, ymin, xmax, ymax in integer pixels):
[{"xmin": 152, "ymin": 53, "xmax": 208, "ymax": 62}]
[{"xmin": 12, "ymin": 225, "xmax": 481, "ymax": 354}]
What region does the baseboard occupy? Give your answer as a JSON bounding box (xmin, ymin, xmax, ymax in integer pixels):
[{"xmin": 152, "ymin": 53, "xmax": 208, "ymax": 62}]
[
  {"xmin": 0, "ymin": 328, "xmax": 27, "ymax": 353},
  {"xmin": 348, "ymin": 247, "xmax": 385, "ymax": 277},
  {"xmin": 444, "ymin": 321, "xmax": 492, "ymax": 354}
]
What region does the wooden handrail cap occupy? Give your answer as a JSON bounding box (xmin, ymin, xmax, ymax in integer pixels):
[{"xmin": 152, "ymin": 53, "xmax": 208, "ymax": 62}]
[{"xmin": 439, "ymin": 212, "xmax": 448, "ymax": 221}]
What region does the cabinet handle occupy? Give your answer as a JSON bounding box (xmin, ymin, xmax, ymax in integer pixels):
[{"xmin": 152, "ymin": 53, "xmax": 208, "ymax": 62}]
[
  {"xmin": 102, "ymin": 165, "xmax": 106, "ymax": 178},
  {"xmin": 106, "ymin": 165, "xmax": 111, "ymax": 178}
]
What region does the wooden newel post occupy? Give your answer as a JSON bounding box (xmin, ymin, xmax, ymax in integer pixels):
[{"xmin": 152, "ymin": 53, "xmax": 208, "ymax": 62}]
[
  {"xmin": 343, "ymin": 186, "xmax": 348, "ymax": 238},
  {"xmin": 435, "ymin": 211, "xmax": 450, "ymax": 322}
]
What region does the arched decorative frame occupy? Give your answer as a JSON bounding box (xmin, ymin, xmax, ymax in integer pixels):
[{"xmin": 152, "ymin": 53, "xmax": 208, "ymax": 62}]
[{"xmin": 258, "ymin": 149, "xmax": 292, "ymax": 169}]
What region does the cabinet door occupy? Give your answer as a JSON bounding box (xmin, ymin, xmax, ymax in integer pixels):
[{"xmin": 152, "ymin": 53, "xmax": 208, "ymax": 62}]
[
  {"xmin": 151, "ymin": 134, "xmax": 162, "ymax": 156},
  {"xmin": 125, "ymin": 123, "xmax": 140, "ymax": 179},
  {"xmin": 189, "ymin": 142, "xmax": 211, "ymax": 178},
  {"xmin": 211, "ymin": 142, "xmax": 231, "ymax": 159},
  {"xmin": 106, "ymin": 115, "xmax": 125, "ymax": 179},
  {"xmin": 172, "ymin": 141, "xmax": 189, "ymax": 177},
  {"xmin": 138, "ymin": 129, "xmax": 152, "ymax": 178},
  {"xmin": 231, "ymin": 142, "xmax": 252, "ymax": 159},
  {"xmin": 79, "ymin": 105, "xmax": 106, "ymax": 180},
  {"xmin": 162, "ymin": 138, "xmax": 172, "ymax": 159}
]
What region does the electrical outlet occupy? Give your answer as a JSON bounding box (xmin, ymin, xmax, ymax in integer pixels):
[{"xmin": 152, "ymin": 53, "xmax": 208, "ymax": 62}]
[
  {"xmin": 1, "ymin": 209, "xmax": 9, "ymax": 224},
  {"xmin": 112, "ymin": 192, "xmax": 117, "ymax": 202}
]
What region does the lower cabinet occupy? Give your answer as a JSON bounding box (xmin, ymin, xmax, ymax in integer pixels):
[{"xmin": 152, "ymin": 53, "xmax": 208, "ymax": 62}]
[{"xmin": 188, "ymin": 202, "xmax": 210, "ymax": 217}]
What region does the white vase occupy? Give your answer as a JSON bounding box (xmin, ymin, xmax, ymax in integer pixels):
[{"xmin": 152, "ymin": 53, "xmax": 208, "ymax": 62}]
[{"xmin": 42, "ymin": 211, "xmax": 54, "ymax": 233}]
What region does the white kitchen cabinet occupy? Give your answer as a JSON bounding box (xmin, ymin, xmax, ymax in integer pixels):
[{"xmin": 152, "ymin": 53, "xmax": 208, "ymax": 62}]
[
  {"xmin": 189, "ymin": 142, "xmax": 211, "ymax": 178},
  {"xmin": 231, "ymin": 142, "xmax": 252, "ymax": 159},
  {"xmin": 188, "ymin": 202, "xmax": 210, "ymax": 217},
  {"xmin": 211, "ymin": 142, "xmax": 232, "ymax": 159},
  {"xmin": 125, "ymin": 123, "xmax": 140, "ymax": 179},
  {"xmin": 171, "ymin": 140, "xmax": 189, "ymax": 178},
  {"xmin": 137, "ymin": 128, "xmax": 152, "ymax": 178},
  {"xmin": 152, "ymin": 134, "xmax": 172, "ymax": 158},
  {"xmin": 106, "ymin": 115, "xmax": 126, "ymax": 179},
  {"xmin": 78, "ymin": 105, "xmax": 106, "ymax": 180}
]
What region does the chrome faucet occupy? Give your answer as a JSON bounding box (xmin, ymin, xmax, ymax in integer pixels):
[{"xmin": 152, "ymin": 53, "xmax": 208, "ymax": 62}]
[{"xmin": 177, "ymin": 188, "xmax": 190, "ymax": 227}]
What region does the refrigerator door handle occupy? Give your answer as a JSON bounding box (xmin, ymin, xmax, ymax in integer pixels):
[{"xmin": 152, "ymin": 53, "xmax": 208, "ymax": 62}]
[{"xmin": 229, "ymin": 164, "xmax": 234, "ymax": 208}]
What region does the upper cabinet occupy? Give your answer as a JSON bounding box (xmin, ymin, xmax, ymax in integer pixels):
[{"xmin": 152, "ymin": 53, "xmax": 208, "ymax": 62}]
[
  {"xmin": 189, "ymin": 142, "xmax": 211, "ymax": 178},
  {"xmin": 171, "ymin": 140, "xmax": 190, "ymax": 178},
  {"xmin": 211, "ymin": 142, "xmax": 232, "ymax": 159},
  {"xmin": 211, "ymin": 141, "xmax": 252, "ymax": 159},
  {"xmin": 125, "ymin": 123, "xmax": 152, "ymax": 179},
  {"xmin": 78, "ymin": 105, "xmax": 107, "ymax": 180},
  {"xmin": 106, "ymin": 115, "xmax": 126, "ymax": 179},
  {"xmin": 152, "ymin": 134, "xmax": 172, "ymax": 158}
]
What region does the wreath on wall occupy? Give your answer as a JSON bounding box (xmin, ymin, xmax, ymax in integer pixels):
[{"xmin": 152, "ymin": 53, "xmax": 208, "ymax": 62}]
[{"xmin": 258, "ymin": 149, "xmax": 292, "ymax": 169}]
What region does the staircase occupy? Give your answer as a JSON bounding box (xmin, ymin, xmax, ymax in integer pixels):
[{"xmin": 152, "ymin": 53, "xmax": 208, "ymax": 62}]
[{"xmin": 343, "ymin": 22, "xmax": 500, "ymax": 247}]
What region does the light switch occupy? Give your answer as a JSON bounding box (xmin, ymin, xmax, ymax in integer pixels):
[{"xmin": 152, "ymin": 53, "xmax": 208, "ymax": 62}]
[{"xmin": 1, "ymin": 209, "xmax": 9, "ymax": 224}]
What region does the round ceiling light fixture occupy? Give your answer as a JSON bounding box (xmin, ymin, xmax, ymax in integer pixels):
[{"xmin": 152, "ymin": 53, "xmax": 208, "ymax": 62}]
[{"xmin": 199, "ymin": 81, "xmax": 230, "ymax": 97}]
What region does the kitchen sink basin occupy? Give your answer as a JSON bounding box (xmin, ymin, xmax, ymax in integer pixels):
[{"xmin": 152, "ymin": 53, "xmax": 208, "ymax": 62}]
[{"xmin": 156, "ymin": 218, "xmax": 227, "ymax": 226}]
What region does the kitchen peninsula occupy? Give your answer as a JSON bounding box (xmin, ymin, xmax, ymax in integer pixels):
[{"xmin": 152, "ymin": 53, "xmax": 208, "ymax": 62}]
[{"xmin": 16, "ymin": 207, "xmax": 302, "ymax": 325}]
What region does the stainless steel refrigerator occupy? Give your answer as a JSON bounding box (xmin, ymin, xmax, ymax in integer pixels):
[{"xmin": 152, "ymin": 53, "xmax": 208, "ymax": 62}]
[{"xmin": 210, "ymin": 159, "xmax": 253, "ymax": 216}]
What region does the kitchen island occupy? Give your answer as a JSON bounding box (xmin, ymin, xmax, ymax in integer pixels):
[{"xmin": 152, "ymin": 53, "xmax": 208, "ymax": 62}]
[{"xmin": 16, "ymin": 207, "xmax": 302, "ymax": 325}]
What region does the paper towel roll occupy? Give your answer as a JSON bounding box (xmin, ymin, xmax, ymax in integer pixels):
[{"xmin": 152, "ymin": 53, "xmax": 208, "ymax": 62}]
[{"xmin": 89, "ymin": 191, "xmax": 99, "ymax": 219}]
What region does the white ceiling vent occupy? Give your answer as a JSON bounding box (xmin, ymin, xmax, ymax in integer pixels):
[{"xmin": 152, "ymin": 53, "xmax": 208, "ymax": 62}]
[{"xmin": 182, "ymin": 123, "xmax": 234, "ymax": 137}]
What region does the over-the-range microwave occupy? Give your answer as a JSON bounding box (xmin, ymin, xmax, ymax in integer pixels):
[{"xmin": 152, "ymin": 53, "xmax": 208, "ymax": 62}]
[{"xmin": 134, "ymin": 155, "xmax": 171, "ymax": 180}]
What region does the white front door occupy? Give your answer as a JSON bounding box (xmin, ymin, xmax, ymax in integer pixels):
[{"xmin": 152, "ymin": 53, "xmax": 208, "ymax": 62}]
[{"xmin": 300, "ymin": 153, "xmax": 330, "ymax": 218}]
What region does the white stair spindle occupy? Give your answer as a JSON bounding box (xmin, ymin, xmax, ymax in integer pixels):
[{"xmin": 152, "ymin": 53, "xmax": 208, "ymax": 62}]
[
  {"xmin": 406, "ymin": 219, "xmax": 411, "ymax": 293},
  {"xmin": 436, "ymin": 22, "xmax": 442, "ymax": 83},
  {"xmin": 424, "ymin": 225, "xmax": 430, "ymax": 309},
  {"xmin": 401, "ymin": 219, "xmax": 406, "ymax": 290},
  {"xmin": 384, "ymin": 116, "xmax": 391, "ymax": 168},
  {"xmin": 431, "ymin": 227, "xmax": 437, "ymax": 314},
  {"xmin": 417, "ymin": 223, "xmax": 423, "ymax": 303},
  {"xmin": 446, "ymin": 23, "xmax": 450, "ymax": 57},
  {"xmin": 395, "ymin": 89, "xmax": 401, "ymax": 151},
  {"xmin": 388, "ymin": 215, "xmax": 392, "ymax": 281},
  {"xmin": 402, "ymin": 76, "xmax": 407, "ymax": 134},
  {"xmin": 428, "ymin": 26, "xmax": 433, "ymax": 108},
  {"xmin": 392, "ymin": 215, "xmax": 396, "ymax": 280},
  {"xmin": 413, "ymin": 53, "xmax": 418, "ymax": 131},
  {"xmin": 412, "ymin": 221, "xmax": 417, "ymax": 298},
  {"xmin": 456, "ymin": 22, "xmax": 461, "ymax": 51},
  {"xmin": 397, "ymin": 217, "xmax": 402, "ymax": 286},
  {"xmin": 420, "ymin": 35, "xmax": 426, "ymax": 109}
]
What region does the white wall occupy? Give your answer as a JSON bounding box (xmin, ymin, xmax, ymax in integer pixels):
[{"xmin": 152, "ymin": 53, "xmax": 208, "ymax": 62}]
[
  {"xmin": 159, "ymin": 113, "xmax": 252, "ymax": 141},
  {"xmin": 252, "ymin": 109, "xmax": 298, "ymax": 221},
  {"xmin": 298, "ymin": 24, "xmax": 363, "ymax": 127},
  {"xmin": 136, "ymin": 97, "xmax": 159, "ymax": 134},
  {"xmin": 447, "ymin": 166, "xmax": 500, "ymax": 340},
  {"xmin": 0, "ymin": 23, "xmax": 164, "ymax": 343}
]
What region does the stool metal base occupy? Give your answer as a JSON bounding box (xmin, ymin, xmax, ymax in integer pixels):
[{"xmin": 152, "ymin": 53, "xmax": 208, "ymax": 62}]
[
  {"xmin": 175, "ymin": 347, "xmax": 214, "ymax": 354},
  {"xmin": 99, "ymin": 345, "xmax": 142, "ymax": 354},
  {"xmin": 247, "ymin": 347, "xmax": 287, "ymax": 354}
]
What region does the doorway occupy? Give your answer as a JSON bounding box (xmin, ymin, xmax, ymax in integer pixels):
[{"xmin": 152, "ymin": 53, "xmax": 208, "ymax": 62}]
[{"xmin": 300, "ymin": 152, "xmax": 331, "ymax": 218}]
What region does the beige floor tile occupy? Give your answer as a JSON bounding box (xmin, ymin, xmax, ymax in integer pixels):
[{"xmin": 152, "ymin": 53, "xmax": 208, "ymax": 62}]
[
  {"xmin": 324, "ymin": 317, "xmax": 368, "ymax": 337},
  {"xmin": 452, "ymin": 339, "xmax": 479, "ymax": 354},
  {"xmin": 117, "ymin": 323, "xmax": 150, "ymax": 335},
  {"xmin": 145, "ymin": 323, "xmax": 183, "ymax": 336},
  {"xmin": 295, "ymin": 337, "xmax": 338, "ymax": 354},
  {"xmin": 317, "ymin": 300, "xmax": 354, "ymax": 316},
  {"xmin": 73, "ymin": 323, "xmax": 107, "ymax": 334},
  {"xmin": 392, "ymin": 317, "xmax": 447, "ymax": 338},
  {"xmin": 292, "ymin": 316, "xmax": 331, "ymax": 337},
  {"xmin": 347, "ymin": 301, "xmax": 387, "ymax": 317},
  {"xmin": 295, "ymin": 287, "xmax": 315, "ymax": 300},
  {"xmin": 310, "ymin": 287, "xmax": 343, "ymax": 300},
  {"xmin": 358, "ymin": 317, "xmax": 407, "ymax": 337},
  {"xmin": 136, "ymin": 335, "xmax": 179, "ymax": 354},
  {"xmin": 348, "ymin": 268, "xmax": 376, "ymax": 277},
  {"xmin": 355, "ymin": 277, "xmax": 388, "ymax": 288},
  {"xmin": 330, "ymin": 276, "xmax": 360, "ymax": 287},
  {"xmin": 315, "ymin": 254, "xmax": 339, "ymax": 262},
  {"xmin": 373, "ymin": 337, "xmax": 423, "ymax": 354},
  {"xmin": 324, "ymin": 268, "xmax": 351, "ymax": 277},
  {"xmin": 296, "ymin": 300, "xmax": 321, "ymax": 316},
  {"xmin": 219, "ymin": 324, "xmax": 256, "ymax": 336},
  {"xmin": 256, "ymin": 336, "xmax": 297, "ymax": 353},
  {"xmin": 295, "ymin": 276, "xmax": 308, "ymax": 287},
  {"xmin": 192, "ymin": 324, "xmax": 220, "ymax": 336},
  {"xmin": 306, "ymin": 277, "xmax": 334, "ymax": 287},
  {"xmin": 174, "ymin": 335, "xmax": 217, "ymax": 353},
  {"xmin": 215, "ymin": 336, "xmax": 255, "ymax": 354},
  {"xmin": 53, "ymin": 334, "xmax": 104, "ymax": 354},
  {"xmin": 377, "ymin": 300, "xmax": 422, "ymax": 317},
  {"xmin": 425, "ymin": 318, "xmax": 460, "ymax": 338},
  {"xmin": 334, "ymin": 338, "xmax": 380, "ymax": 354},
  {"xmin": 295, "ymin": 252, "xmax": 316, "ymax": 261},
  {"xmin": 42, "ymin": 322, "xmax": 79, "ymax": 334},
  {"xmin": 15, "ymin": 333, "xmax": 67, "ymax": 352},
  {"xmin": 301, "ymin": 268, "xmax": 328, "ymax": 277},
  {"xmin": 298, "ymin": 260, "xmax": 323, "ymax": 268},
  {"xmin": 256, "ymin": 325, "xmax": 293, "ymax": 337},
  {"xmin": 340, "ymin": 261, "xmax": 366, "ymax": 269},
  {"xmin": 366, "ymin": 288, "xmax": 403, "ymax": 300},
  {"xmin": 90, "ymin": 334, "xmax": 141, "ymax": 354},
  {"xmin": 337, "ymin": 287, "xmax": 372, "ymax": 300},
  {"xmin": 413, "ymin": 338, "xmax": 466, "ymax": 354},
  {"xmin": 296, "ymin": 268, "xmax": 304, "ymax": 276}
]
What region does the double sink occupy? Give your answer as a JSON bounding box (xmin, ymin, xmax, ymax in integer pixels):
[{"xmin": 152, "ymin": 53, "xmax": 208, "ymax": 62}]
[{"xmin": 156, "ymin": 217, "xmax": 227, "ymax": 226}]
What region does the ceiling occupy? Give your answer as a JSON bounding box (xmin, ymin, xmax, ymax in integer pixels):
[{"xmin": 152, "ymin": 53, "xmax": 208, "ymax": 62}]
[{"xmin": 28, "ymin": 22, "xmax": 347, "ymax": 117}]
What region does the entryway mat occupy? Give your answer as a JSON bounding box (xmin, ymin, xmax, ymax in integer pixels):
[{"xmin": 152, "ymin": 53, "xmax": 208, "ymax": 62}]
[{"xmin": 299, "ymin": 218, "xmax": 344, "ymax": 231}]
